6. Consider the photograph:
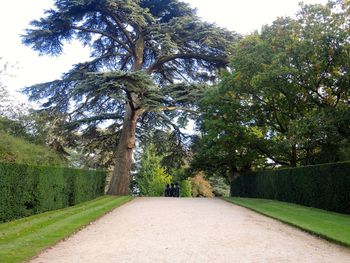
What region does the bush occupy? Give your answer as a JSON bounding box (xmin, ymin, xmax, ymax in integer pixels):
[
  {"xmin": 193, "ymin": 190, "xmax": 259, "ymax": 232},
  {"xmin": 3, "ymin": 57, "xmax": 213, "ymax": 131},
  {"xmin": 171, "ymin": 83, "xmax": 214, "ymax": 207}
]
[
  {"xmin": 231, "ymin": 162, "xmax": 350, "ymax": 214},
  {"xmin": 209, "ymin": 175, "xmax": 230, "ymax": 197},
  {"xmin": 190, "ymin": 172, "xmax": 214, "ymax": 197},
  {"xmin": 0, "ymin": 162, "xmax": 106, "ymax": 222},
  {"xmin": 180, "ymin": 179, "xmax": 192, "ymax": 197},
  {"xmin": 147, "ymin": 167, "xmax": 172, "ymax": 196}
]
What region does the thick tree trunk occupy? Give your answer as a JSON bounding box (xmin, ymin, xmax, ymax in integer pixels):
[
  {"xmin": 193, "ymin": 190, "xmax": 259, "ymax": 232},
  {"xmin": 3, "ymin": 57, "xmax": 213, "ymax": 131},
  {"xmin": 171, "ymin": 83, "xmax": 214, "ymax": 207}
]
[
  {"xmin": 228, "ymin": 165, "xmax": 240, "ymax": 197},
  {"xmin": 291, "ymin": 144, "xmax": 297, "ymax": 167},
  {"xmin": 107, "ymin": 103, "xmax": 141, "ymax": 195},
  {"xmin": 228, "ymin": 164, "xmax": 251, "ymax": 197},
  {"xmin": 107, "ymin": 32, "xmax": 144, "ymax": 195}
]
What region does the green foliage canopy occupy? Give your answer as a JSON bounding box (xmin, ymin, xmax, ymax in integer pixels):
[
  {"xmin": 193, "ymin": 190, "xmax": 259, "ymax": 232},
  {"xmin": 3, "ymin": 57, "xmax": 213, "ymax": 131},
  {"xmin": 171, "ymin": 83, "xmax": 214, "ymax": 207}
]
[
  {"xmin": 21, "ymin": 1, "xmax": 238, "ymax": 188},
  {"xmin": 22, "ymin": 0, "xmax": 238, "ymax": 148},
  {"xmin": 136, "ymin": 144, "xmax": 171, "ymax": 196},
  {"xmin": 194, "ymin": 1, "xmax": 350, "ymax": 179}
]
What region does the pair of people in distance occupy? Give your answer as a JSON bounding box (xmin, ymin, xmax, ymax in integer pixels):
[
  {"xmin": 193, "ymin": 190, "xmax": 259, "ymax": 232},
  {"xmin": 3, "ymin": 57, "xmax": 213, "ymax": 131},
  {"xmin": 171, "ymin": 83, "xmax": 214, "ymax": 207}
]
[{"xmin": 164, "ymin": 182, "xmax": 180, "ymax": 197}]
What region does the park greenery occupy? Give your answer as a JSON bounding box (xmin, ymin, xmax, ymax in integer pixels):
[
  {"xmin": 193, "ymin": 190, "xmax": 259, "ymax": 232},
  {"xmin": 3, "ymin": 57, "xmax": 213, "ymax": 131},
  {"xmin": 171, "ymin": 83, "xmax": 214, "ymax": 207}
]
[
  {"xmin": 193, "ymin": 1, "xmax": 350, "ymax": 185},
  {"xmin": 21, "ymin": 0, "xmax": 237, "ymax": 195},
  {"xmin": 0, "ymin": 196, "xmax": 132, "ymax": 263},
  {"xmin": 0, "ymin": 2, "xmax": 350, "ymax": 258},
  {"xmin": 0, "ymin": 162, "xmax": 106, "ymax": 222},
  {"xmin": 0, "ymin": 0, "xmax": 349, "ymax": 198},
  {"xmin": 135, "ymin": 144, "xmax": 172, "ymax": 196},
  {"xmin": 231, "ymin": 161, "xmax": 350, "ymax": 214},
  {"xmin": 0, "ymin": 129, "xmax": 65, "ymax": 165},
  {"xmin": 223, "ymin": 198, "xmax": 350, "ymax": 247}
]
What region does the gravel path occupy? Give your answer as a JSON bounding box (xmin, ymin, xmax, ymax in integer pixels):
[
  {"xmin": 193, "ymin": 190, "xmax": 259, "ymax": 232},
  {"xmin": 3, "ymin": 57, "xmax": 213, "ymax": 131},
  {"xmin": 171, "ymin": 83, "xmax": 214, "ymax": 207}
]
[{"xmin": 30, "ymin": 197, "xmax": 350, "ymax": 263}]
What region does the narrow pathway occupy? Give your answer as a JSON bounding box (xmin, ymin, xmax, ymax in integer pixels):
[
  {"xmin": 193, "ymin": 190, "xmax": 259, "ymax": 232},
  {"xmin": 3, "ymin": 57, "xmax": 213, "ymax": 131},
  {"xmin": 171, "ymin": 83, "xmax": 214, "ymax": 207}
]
[{"xmin": 30, "ymin": 198, "xmax": 350, "ymax": 263}]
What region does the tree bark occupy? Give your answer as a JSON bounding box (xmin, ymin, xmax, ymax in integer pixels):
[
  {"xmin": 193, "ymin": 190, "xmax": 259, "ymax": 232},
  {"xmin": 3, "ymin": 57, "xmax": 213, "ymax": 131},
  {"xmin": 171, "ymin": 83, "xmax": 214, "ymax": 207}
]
[
  {"xmin": 107, "ymin": 103, "xmax": 141, "ymax": 195},
  {"xmin": 107, "ymin": 32, "xmax": 144, "ymax": 195},
  {"xmin": 228, "ymin": 165, "xmax": 239, "ymax": 197},
  {"xmin": 291, "ymin": 144, "xmax": 297, "ymax": 167},
  {"xmin": 228, "ymin": 164, "xmax": 252, "ymax": 197}
]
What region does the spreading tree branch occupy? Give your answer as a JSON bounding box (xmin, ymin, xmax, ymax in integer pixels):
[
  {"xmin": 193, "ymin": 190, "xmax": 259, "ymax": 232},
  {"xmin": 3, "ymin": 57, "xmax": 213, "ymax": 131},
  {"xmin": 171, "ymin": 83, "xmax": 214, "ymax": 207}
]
[
  {"xmin": 157, "ymin": 106, "xmax": 199, "ymax": 115},
  {"xmin": 148, "ymin": 53, "xmax": 228, "ymax": 73},
  {"xmin": 106, "ymin": 11, "xmax": 135, "ymax": 49},
  {"xmin": 71, "ymin": 25, "xmax": 133, "ymax": 54}
]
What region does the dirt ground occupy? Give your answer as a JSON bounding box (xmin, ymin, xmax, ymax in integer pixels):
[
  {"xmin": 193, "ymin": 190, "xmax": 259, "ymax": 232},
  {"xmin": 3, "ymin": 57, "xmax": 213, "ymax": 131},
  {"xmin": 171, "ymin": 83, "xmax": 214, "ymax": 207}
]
[{"xmin": 29, "ymin": 198, "xmax": 350, "ymax": 263}]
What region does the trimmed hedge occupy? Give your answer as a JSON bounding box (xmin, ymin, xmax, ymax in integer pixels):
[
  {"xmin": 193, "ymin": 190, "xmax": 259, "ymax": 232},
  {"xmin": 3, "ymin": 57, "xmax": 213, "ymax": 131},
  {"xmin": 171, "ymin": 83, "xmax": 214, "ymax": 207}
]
[
  {"xmin": 231, "ymin": 162, "xmax": 350, "ymax": 214},
  {"xmin": 0, "ymin": 162, "xmax": 106, "ymax": 222}
]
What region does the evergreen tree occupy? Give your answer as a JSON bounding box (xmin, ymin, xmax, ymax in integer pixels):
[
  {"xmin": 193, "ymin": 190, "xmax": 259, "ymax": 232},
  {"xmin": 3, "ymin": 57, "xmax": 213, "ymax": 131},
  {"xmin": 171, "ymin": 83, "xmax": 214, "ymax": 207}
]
[
  {"xmin": 136, "ymin": 144, "xmax": 171, "ymax": 196},
  {"xmin": 22, "ymin": 0, "xmax": 238, "ymax": 194}
]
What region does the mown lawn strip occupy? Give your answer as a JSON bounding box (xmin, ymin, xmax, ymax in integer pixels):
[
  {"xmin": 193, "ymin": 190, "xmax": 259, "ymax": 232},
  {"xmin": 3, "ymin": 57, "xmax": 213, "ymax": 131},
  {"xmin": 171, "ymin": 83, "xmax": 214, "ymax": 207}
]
[
  {"xmin": 0, "ymin": 196, "xmax": 133, "ymax": 263},
  {"xmin": 0, "ymin": 196, "xmax": 115, "ymax": 238},
  {"xmin": 223, "ymin": 197, "xmax": 350, "ymax": 248}
]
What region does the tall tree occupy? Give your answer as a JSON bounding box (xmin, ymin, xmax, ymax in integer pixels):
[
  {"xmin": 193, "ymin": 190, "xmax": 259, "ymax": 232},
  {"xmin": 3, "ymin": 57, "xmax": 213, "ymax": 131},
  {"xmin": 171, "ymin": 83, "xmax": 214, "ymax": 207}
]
[
  {"xmin": 192, "ymin": 85, "xmax": 266, "ymax": 183},
  {"xmin": 230, "ymin": 0, "xmax": 350, "ymax": 166},
  {"xmin": 22, "ymin": 0, "xmax": 237, "ymax": 194},
  {"xmin": 194, "ymin": 0, "xmax": 350, "ymax": 178}
]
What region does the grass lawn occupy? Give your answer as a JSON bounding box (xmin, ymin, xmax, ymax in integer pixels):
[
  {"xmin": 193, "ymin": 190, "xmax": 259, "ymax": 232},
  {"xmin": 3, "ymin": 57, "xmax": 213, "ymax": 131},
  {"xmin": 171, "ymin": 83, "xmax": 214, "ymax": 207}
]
[
  {"xmin": 223, "ymin": 197, "xmax": 350, "ymax": 247},
  {"xmin": 0, "ymin": 196, "xmax": 133, "ymax": 263}
]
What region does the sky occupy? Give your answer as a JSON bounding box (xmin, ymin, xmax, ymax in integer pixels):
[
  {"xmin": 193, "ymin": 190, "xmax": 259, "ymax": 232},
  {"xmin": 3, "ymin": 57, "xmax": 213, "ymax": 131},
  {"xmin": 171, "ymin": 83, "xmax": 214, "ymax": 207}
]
[{"xmin": 0, "ymin": 0, "xmax": 328, "ymax": 98}]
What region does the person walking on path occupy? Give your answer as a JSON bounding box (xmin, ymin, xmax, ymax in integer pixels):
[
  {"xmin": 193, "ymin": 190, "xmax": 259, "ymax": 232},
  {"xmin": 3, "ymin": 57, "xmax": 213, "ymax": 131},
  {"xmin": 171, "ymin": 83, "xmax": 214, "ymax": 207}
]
[
  {"xmin": 164, "ymin": 184, "xmax": 170, "ymax": 197},
  {"xmin": 175, "ymin": 182, "xmax": 180, "ymax": 197},
  {"xmin": 170, "ymin": 183, "xmax": 175, "ymax": 197}
]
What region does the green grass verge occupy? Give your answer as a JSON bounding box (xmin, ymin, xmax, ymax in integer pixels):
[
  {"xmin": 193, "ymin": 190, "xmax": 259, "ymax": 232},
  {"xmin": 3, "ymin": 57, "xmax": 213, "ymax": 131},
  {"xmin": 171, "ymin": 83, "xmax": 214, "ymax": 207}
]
[
  {"xmin": 0, "ymin": 196, "xmax": 133, "ymax": 263},
  {"xmin": 223, "ymin": 197, "xmax": 350, "ymax": 248}
]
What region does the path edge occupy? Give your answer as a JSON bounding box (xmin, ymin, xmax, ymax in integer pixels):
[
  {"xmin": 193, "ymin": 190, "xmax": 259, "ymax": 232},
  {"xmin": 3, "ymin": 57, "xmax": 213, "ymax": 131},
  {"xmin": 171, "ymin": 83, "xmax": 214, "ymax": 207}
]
[
  {"xmin": 26, "ymin": 196, "xmax": 134, "ymax": 263},
  {"xmin": 220, "ymin": 197, "xmax": 350, "ymax": 249}
]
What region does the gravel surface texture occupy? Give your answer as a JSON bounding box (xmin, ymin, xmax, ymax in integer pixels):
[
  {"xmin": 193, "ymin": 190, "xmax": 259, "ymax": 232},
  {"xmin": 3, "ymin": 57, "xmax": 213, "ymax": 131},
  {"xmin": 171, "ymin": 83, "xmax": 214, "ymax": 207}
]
[{"xmin": 29, "ymin": 197, "xmax": 350, "ymax": 263}]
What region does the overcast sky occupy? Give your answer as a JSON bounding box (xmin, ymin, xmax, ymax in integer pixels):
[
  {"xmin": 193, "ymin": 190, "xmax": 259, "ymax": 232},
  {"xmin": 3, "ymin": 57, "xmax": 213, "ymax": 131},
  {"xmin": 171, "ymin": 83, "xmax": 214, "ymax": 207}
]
[{"xmin": 0, "ymin": 0, "xmax": 328, "ymax": 97}]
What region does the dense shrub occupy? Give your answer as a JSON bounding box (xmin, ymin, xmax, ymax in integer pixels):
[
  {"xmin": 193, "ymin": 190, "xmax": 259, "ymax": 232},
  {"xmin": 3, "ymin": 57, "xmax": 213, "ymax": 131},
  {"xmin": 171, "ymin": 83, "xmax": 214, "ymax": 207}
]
[
  {"xmin": 0, "ymin": 162, "xmax": 106, "ymax": 222},
  {"xmin": 180, "ymin": 179, "xmax": 192, "ymax": 197},
  {"xmin": 209, "ymin": 176, "xmax": 230, "ymax": 197},
  {"xmin": 136, "ymin": 144, "xmax": 172, "ymax": 196},
  {"xmin": 231, "ymin": 162, "xmax": 350, "ymax": 214},
  {"xmin": 190, "ymin": 172, "xmax": 214, "ymax": 197}
]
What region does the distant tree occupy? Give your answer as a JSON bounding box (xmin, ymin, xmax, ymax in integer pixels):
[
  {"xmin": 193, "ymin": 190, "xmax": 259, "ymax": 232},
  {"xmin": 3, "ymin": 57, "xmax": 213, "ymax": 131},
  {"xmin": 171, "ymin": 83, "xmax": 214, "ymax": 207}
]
[
  {"xmin": 140, "ymin": 129, "xmax": 189, "ymax": 173},
  {"xmin": 22, "ymin": 0, "xmax": 237, "ymax": 195},
  {"xmin": 136, "ymin": 144, "xmax": 171, "ymax": 196},
  {"xmin": 0, "ymin": 117, "xmax": 28, "ymax": 140},
  {"xmin": 192, "ymin": 86, "xmax": 265, "ymax": 183},
  {"xmin": 0, "ymin": 58, "xmax": 25, "ymax": 120},
  {"xmin": 0, "ymin": 59, "xmax": 37, "ymax": 142},
  {"xmin": 0, "ymin": 59, "xmax": 11, "ymax": 118},
  {"xmin": 66, "ymin": 127, "xmax": 119, "ymax": 169}
]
